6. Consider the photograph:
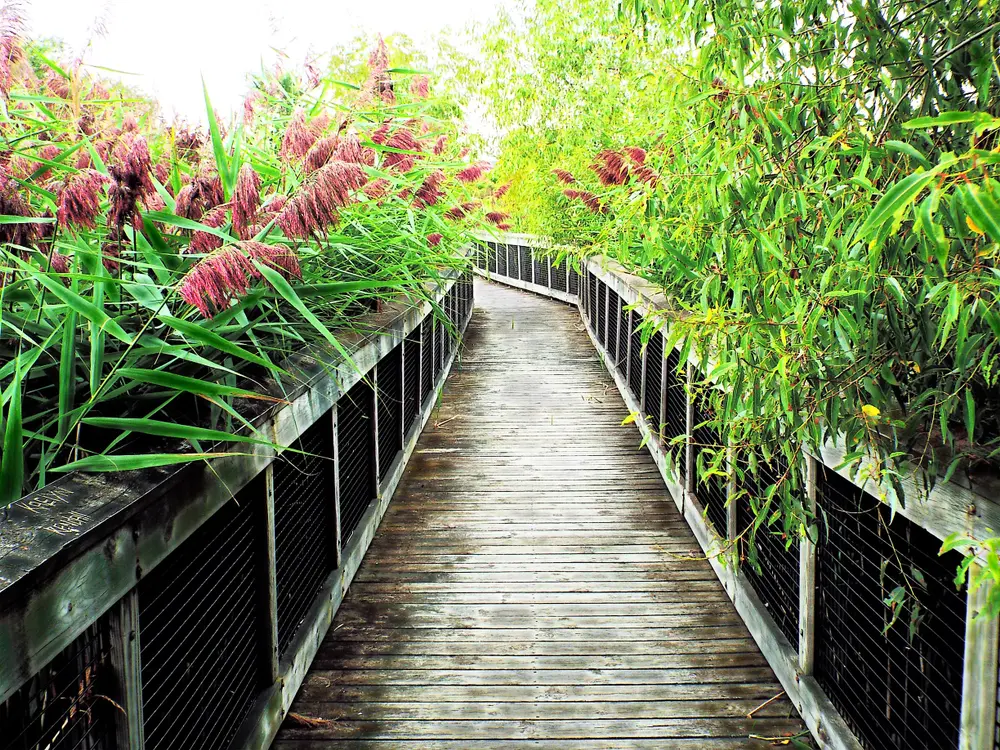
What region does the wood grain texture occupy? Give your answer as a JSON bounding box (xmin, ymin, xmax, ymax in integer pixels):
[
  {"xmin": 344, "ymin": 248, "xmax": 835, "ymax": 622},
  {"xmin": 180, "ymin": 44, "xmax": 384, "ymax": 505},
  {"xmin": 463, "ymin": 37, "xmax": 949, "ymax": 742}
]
[{"xmin": 274, "ymin": 280, "xmax": 808, "ymax": 748}]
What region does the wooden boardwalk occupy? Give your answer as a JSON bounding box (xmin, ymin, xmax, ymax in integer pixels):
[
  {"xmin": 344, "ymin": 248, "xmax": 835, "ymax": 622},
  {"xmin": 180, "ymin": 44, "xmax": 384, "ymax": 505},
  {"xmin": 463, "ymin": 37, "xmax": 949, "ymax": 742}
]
[{"xmin": 273, "ymin": 280, "xmax": 808, "ymax": 748}]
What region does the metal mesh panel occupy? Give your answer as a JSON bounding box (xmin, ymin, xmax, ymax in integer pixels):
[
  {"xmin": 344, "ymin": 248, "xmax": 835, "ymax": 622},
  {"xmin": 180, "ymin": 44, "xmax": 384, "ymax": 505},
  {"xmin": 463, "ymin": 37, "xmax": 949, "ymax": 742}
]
[
  {"xmin": 273, "ymin": 414, "xmax": 335, "ymax": 656},
  {"xmin": 433, "ymin": 317, "xmax": 444, "ymax": 380},
  {"xmin": 616, "ymin": 305, "xmax": 630, "ymax": 376},
  {"xmin": 596, "ymin": 282, "xmax": 606, "ymax": 346},
  {"xmin": 815, "ymin": 468, "xmax": 966, "ymax": 750},
  {"xmin": 588, "ymin": 274, "xmax": 598, "ymax": 328},
  {"xmin": 550, "ymin": 257, "xmax": 567, "ymax": 291},
  {"xmin": 664, "ymin": 348, "xmax": 687, "ymax": 479},
  {"xmin": 475, "ymin": 242, "xmax": 487, "ymax": 269},
  {"xmin": 568, "ymin": 263, "xmax": 580, "ymax": 295},
  {"xmin": 627, "ymin": 315, "xmax": 643, "ymax": 402},
  {"xmin": 487, "ymin": 242, "xmax": 498, "ymax": 273},
  {"xmin": 420, "ymin": 316, "xmax": 434, "ymax": 404},
  {"xmin": 138, "ymin": 476, "xmax": 267, "ymax": 750},
  {"xmin": 736, "ymin": 454, "xmax": 800, "ymax": 649},
  {"xmin": 519, "ymin": 247, "xmax": 532, "ymax": 282},
  {"xmin": 533, "ymin": 253, "xmax": 547, "ymax": 288},
  {"xmin": 607, "ymin": 291, "xmax": 620, "ymax": 365},
  {"xmin": 643, "ymin": 331, "xmax": 664, "ymax": 432},
  {"xmin": 377, "ymin": 344, "xmax": 403, "ymax": 482},
  {"xmin": 693, "ymin": 391, "xmax": 727, "ymax": 535},
  {"xmin": 337, "ymin": 377, "xmax": 376, "ymax": 546},
  {"xmin": 496, "ymin": 243, "xmax": 508, "ymax": 276},
  {"xmin": 1, "ymin": 618, "xmax": 117, "ymax": 750},
  {"xmin": 403, "ymin": 327, "xmax": 421, "ymax": 435}
]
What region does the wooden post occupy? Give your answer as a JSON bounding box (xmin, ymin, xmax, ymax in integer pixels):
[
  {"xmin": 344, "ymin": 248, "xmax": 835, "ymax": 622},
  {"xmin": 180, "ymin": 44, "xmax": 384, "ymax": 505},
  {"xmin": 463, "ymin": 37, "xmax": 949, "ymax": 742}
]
[
  {"xmin": 331, "ymin": 404, "xmax": 343, "ymax": 569},
  {"xmin": 263, "ymin": 464, "xmax": 280, "ymax": 681},
  {"xmin": 799, "ymin": 453, "xmax": 818, "ymax": 675},
  {"xmin": 960, "ymin": 567, "xmax": 999, "ymax": 750},
  {"xmin": 108, "ymin": 589, "xmax": 144, "ymax": 750}
]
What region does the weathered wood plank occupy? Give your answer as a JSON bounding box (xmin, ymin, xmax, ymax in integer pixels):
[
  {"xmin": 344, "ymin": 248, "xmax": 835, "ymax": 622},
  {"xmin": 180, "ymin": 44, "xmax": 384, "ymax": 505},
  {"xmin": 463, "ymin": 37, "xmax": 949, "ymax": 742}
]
[{"xmin": 274, "ymin": 280, "xmax": 808, "ymax": 748}]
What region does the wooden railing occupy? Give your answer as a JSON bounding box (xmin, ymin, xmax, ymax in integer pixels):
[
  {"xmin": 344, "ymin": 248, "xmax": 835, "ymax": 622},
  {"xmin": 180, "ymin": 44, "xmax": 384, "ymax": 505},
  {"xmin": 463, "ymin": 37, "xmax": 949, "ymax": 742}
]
[
  {"xmin": 476, "ymin": 235, "xmax": 999, "ymax": 750},
  {"xmin": 0, "ymin": 269, "xmax": 475, "ymax": 750}
]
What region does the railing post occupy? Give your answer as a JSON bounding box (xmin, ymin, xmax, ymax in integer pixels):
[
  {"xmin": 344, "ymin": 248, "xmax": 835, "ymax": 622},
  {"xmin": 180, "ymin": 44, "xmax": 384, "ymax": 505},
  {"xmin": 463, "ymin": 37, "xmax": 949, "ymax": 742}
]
[
  {"xmin": 109, "ymin": 589, "xmax": 144, "ymax": 750},
  {"xmin": 960, "ymin": 567, "xmax": 999, "ymax": 750},
  {"xmin": 331, "ymin": 403, "xmax": 343, "ymax": 568},
  {"xmin": 263, "ymin": 464, "xmax": 280, "ymax": 681},
  {"xmin": 799, "ymin": 453, "xmax": 818, "ymax": 675}
]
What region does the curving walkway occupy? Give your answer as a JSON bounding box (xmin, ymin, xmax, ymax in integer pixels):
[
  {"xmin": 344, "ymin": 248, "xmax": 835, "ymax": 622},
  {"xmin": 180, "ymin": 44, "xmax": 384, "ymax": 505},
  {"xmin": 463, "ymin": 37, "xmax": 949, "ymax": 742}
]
[{"xmin": 273, "ymin": 279, "xmax": 808, "ymax": 749}]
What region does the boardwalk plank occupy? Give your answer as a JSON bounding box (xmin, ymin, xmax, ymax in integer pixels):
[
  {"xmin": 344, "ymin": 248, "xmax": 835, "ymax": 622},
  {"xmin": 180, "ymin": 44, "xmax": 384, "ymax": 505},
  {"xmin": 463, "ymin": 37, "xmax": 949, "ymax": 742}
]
[{"xmin": 273, "ymin": 280, "xmax": 808, "ymax": 748}]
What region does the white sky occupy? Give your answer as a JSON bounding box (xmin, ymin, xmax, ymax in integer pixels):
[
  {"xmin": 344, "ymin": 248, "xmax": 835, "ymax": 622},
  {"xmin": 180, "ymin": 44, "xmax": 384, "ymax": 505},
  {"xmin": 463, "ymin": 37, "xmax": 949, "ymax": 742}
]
[{"xmin": 27, "ymin": 0, "xmax": 514, "ymax": 124}]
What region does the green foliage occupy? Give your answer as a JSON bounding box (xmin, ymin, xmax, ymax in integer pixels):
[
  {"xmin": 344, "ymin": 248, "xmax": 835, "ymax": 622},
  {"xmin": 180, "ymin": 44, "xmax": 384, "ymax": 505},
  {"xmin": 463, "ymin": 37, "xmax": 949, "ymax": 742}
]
[
  {"xmin": 468, "ymin": 0, "xmax": 1000, "ymax": 579},
  {"xmin": 0, "ymin": 36, "xmax": 493, "ymax": 507}
]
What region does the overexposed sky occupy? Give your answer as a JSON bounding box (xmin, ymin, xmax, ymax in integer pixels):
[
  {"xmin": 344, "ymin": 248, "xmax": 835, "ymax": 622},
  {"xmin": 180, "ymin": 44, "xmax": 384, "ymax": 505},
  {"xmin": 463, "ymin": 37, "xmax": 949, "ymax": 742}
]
[{"xmin": 27, "ymin": 0, "xmax": 515, "ymax": 123}]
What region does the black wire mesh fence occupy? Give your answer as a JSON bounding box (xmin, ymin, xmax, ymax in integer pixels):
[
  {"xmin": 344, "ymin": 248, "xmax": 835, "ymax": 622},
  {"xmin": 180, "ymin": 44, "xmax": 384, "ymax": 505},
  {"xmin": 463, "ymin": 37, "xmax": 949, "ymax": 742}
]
[
  {"xmin": 138, "ymin": 475, "xmax": 267, "ymax": 750},
  {"xmin": 617, "ymin": 305, "xmax": 630, "ymax": 377},
  {"xmin": 550, "ymin": 257, "xmax": 568, "ymax": 292},
  {"xmin": 627, "ymin": 314, "xmax": 643, "ymax": 403},
  {"xmin": 533, "ymin": 253, "xmax": 547, "ymax": 287},
  {"xmin": 663, "ymin": 348, "xmax": 687, "ymax": 480},
  {"xmin": 496, "ymin": 243, "xmax": 508, "ymax": 276},
  {"xmin": 420, "ymin": 315, "xmax": 434, "ymax": 405},
  {"xmin": 433, "ymin": 317, "xmax": 445, "ymax": 381},
  {"xmin": 643, "ymin": 331, "xmax": 664, "ymax": 434},
  {"xmin": 607, "ymin": 291, "xmax": 620, "ymax": 369},
  {"xmin": 519, "ymin": 247, "xmax": 532, "ymax": 281},
  {"xmin": 273, "ymin": 414, "xmax": 335, "ymax": 657},
  {"xmin": 596, "ymin": 282, "xmax": 606, "ymax": 346},
  {"xmin": 692, "ymin": 389, "xmax": 727, "ymax": 535},
  {"xmin": 487, "ymin": 242, "xmax": 498, "ymax": 274},
  {"xmin": 736, "ymin": 453, "xmax": 800, "ymax": 650},
  {"xmin": 0, "ymin": 618, "xmax": 117, "ymax": 750},
  {"xmin": 568, "ymin": 263, "xmax": 580, "ymax": 295},
  {"xmin": 815, "ymin": 467, "xmax": 967, "ymax": 750},
  {"xmin": 403, "ymin": 327, "xmax": 421, "ymax": 436},
  {"xmin": 337, "ymin": 377, "xmax": 376, "ymax": 546}
]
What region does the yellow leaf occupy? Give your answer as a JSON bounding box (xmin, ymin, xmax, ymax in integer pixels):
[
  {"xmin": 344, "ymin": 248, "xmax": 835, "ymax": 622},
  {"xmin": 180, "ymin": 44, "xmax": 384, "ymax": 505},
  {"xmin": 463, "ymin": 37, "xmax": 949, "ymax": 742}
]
[
  {"xmin": 967, "ymin": 216, "xmax": 985, "ymax": 235},
  {"xmin": 862, "ymin": 404, "xmax": 880, "ymax": 418},
  {"xmin": 912, "ymin": 363, "xmax": 920, "ymax": 373},
  {"xmin": 621, "ymin": 412, "xmax": 638, "ymax": 425}
]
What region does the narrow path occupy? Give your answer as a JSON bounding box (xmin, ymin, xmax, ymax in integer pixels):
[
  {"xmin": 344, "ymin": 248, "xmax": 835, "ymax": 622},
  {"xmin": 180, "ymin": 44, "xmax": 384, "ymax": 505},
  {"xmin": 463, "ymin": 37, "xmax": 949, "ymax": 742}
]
[{"xmin": 273, "ymin": 279, "xmax": 807, "ymax": 748}]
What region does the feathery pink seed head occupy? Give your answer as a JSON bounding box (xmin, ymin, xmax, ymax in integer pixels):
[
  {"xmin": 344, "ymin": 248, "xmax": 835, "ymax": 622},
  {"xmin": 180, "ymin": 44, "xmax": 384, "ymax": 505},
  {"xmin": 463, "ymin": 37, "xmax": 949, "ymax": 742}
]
[
  {"xmin": 427, "ymin": 232, "xmax": 442, "ymax": 247},
  {"xmin": 485, "ymin": 211, "xmax": 509, "ymax": 226},
  {"xmin": 624, "ymin": 147, "xmax": 646, "ymax": 166},
  {"xmin": 57, "ymin": 169, "xmax": 107, "ymax": 228},
  {"xmin": 456, "ymin": 161, "xmax": 490, "ymax": 183},
  {"xmin": 552, "ymin": 169, "xmax": 576, "ymax": 185},
  {"xmin": 410, "ymin": 75, "xmax": 430, "ymax": 99},
  {"xmin": 493, "ymin": 181, "xmax": 512, "ymax": 199},
  {"xmin": 592, "ymin": 149, "xmax": 629, "ymax": 186},
  {"xmin": 233, "ymin": 164, "xmax": 261, "ymax": 240},
  {"xmin": 433, "ymin": 135, "xmax": 447, "ymax": 155},
  {"xmin": 281, "ymin": 107, "xmax": 320, "ymax": 161},
  {"xmin": 413, "ymin": 170, "xmax": 445, "ymax": 209}
]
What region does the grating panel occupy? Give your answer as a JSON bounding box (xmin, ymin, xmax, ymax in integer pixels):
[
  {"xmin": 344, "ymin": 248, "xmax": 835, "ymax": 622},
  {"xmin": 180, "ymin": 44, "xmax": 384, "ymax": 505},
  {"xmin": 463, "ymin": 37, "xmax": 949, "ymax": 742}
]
[
  {"xmin": 337, "ymin": 377, "xmax": 376, "ymax": 545},
  {"xmin": 568, "ymin": 263, "xmax": 580, "ymax": 295},
  {"xmin": 736, "ymin": 453, "xmax": 800, "ymax": 649},
  {"xmin": 533, "ymin": 252, "xmax": 547, "ymax": 288},
  {"xmin": 487, "ymin": 242, "xmax": 498, "ymax": 274},
  {"xmin": 616, "ymin": 305, "xmax": 630, "ymax": 376},
  {"xmin": 664, "ymin": 348, "xmax": 687, "ymax": 479},
  {"xmin": 139, "ymin": 476, "xmax": 267, "ymax": 750},
  {"xmin": 1, "ymin": 618, "xmax": 117, "ymax": 750},
  {"xmin": 693, "ymin": 390, "xmax": 727, "ymax": 535},
  {"xmin": 377, "ymin": 344, "xmax": 403, "ymax": 482},
  {"xmin": 643, "ymin": 331, "xmax": 664, "ymax": 432},
  {"xmin": 815, "ymin": 468, "xmax": 966, "ymax": 750},
  {"xmin": 596, "ymin": 282, "xmax": 606, "ymax": 346},
  {"xmin": 551, "ymin": 257, "xmax": 567, "ymax": 292},
  {"xmin": 627, "ymin": 313, "xmax": 643, "ymax": 402},
  {"xmin": 475, "ymin": 242, "xmax": 487, "ymax": 269},
  {"xmin": 403, "ymin": 327, "xmax": 421, "ymax": 435},
  {"xmin": 497, "ymin": 243, "xmax": 508, "ymax": 276},
  {"xmin": 433, "ymin": 316, "xmax": 444, "ymax": 380},
  {"xmin": 420, "ymin": 316, "xmax": 434, "ymax": 404},
  {"xmin": 606, "ymin": 291, "xmax": 620, "ymax": 366},
  {"xmin": 588, "ymin": 274, "xmax": 598, "ymax": 328},
  {"xmin": 273, "ymin": 414, "xmax": 335, "ymax": 656},
  {"xmin": 519, "ymin": 247, "xmax": 532, "ymax": 282}
]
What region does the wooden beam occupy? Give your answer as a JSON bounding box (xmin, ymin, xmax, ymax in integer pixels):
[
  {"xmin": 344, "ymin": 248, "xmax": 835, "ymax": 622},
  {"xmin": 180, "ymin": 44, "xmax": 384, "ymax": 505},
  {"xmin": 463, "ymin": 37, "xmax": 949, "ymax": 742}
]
[
  {"xmin": 960, "ymin": 566, "xmax": 999, "ymax": 750},
  {"xmin": 108, "ymin": 590, "xmax": 143, "ymax": 750}
]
